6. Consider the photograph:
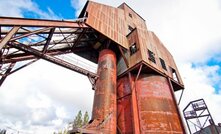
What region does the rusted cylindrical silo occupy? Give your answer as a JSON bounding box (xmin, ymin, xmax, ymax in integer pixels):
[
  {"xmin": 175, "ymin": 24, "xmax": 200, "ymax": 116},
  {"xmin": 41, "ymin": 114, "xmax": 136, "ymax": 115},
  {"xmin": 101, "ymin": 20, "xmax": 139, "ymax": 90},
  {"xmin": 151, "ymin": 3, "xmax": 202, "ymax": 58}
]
[
  {"xmin": 117, "ymin": 74, "xmax": 184, "ymax": 134},
  {"xmin": 91, "ymin": 49, "xmax": 117, "ymax": 133}
]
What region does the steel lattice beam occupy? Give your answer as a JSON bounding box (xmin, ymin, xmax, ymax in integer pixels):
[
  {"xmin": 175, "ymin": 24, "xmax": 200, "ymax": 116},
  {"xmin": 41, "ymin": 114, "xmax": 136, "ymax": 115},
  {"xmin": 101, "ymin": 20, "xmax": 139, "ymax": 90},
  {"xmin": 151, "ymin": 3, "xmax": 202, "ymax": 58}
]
[
  {"xmin": 0, "ymin": 62, "xmax": 15, "ymax": 86},
  {"xmin": 0, "ymin": 16, "xmax": 99, "ymax": 86},
  {"xmin": 10, "ymin": 41, "xmax": 98, "ymax": 78}
]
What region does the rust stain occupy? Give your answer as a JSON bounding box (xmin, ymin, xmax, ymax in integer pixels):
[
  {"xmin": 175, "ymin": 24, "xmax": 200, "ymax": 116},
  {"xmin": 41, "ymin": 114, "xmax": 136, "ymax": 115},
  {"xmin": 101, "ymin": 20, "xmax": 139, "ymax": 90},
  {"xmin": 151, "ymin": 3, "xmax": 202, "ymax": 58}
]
[
  {"xmin": 90, "ymin": 49, "xmax": 117, "ymax": 133},
  {"xmin": 117, "ymin": 74, "xmax": 184, "ymax": 134},
  {"xmin": 136, "ymin": 74, "xmax": 183, "ymax": 134}
]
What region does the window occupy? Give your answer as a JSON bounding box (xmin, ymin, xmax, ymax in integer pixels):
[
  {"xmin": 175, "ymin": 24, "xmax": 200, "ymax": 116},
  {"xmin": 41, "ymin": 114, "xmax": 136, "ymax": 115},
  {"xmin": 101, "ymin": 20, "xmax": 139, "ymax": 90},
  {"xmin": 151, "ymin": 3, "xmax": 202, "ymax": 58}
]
[
  {"xmin": 171, "ymin": 67, "xmax": 179, "ymax": 82},
  {"xmin": 128, "ymin": 25, "xmax": 134, "ymax": 34},
  {"xmin": 129, "ymin": 13, "xmax": 133, "ymax": 18},
  {"xmin": 130, "ymin": 43, "xmax": 137, "ymax": 55},
  {"xmin": 159, "ymin": 58, "xmax": 167, "ymax": 70},
  {"xmin": 84, "ymin": 11, "xmax": 88, "ymax": 18},
  {"xmin": 148, "ymin": 49, "xmax": 156, "ymax": 63}
]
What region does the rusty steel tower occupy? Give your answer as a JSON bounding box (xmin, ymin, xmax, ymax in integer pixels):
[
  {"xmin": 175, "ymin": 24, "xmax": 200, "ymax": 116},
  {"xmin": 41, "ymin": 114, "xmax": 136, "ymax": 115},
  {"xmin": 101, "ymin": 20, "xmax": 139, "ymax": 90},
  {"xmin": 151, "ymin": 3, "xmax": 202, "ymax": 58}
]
[
  {"xmin": 0, "ymin": 1, "xmax": 186, "ymax": 133},
  {"xmin": 183, "ymin": 99, "xmax": 219, "ymax": 134}
]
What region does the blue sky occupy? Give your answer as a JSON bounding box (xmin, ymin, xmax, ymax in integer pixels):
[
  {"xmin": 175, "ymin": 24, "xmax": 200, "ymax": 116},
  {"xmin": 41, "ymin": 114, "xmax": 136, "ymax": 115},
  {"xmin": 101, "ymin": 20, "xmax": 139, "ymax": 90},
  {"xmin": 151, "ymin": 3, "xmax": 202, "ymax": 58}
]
[
  {"xmin": 24, "ymin": 0, "xmax": 76, "ymax": 19},
  {"xmin": 207, "ymin": 57, "xmax": 221, "ymax": 93},
  {"xmin": 0, "ymin": 0, "xmax": 221, "ymax": 134}
]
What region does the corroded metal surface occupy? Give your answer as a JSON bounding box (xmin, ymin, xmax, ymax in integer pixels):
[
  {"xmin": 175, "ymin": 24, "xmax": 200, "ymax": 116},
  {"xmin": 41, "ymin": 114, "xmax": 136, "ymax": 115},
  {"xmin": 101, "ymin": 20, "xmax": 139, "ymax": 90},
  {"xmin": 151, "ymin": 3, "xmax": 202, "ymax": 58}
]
[
  {"xmin": 82, "ymin": 1, "xmax": 184, "ymax": 89},
  {"xmin": 0, "ymin": 17, "xmax": 88, "ymax": 28},
  {"xmin": 117, "ymin": 76, "xmax": 133, "ymax": 133},
  {"xmin": 136, "ymin": 74, "xmax": 183, "ymax": 134},
  {"xmin": 85, "ymin": 49, "xmax": 117, "ymax": 133},
  {"xmin": 83, "ymin": 1, "xmax": 128, "ymax": 49},
  {"xmin": 117, "ymin": 74, "xmax": 184, "ymax": 134}
]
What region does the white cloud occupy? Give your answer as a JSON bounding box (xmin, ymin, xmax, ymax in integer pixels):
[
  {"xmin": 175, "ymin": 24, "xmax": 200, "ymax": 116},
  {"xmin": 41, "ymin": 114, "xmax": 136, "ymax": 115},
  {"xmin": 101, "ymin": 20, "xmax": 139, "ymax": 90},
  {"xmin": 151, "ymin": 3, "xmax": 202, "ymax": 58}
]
[
  {"xmin": 0, "ymin": 59, "xmax": 94, "ymax": 133},
  {"xmin": 27, "ymin": 93, "xmax": 52, "ymax": 109},
  {"xmin": 71, "ymin": 0, "xmax": 86, "ymax": 16},
  {"xmin": 178, "ymin": 63, "xmax": 221, "ymax": 120},
  {"xmin": 0, "ymin": 0, "xmax": 60, "ymax": 19}
]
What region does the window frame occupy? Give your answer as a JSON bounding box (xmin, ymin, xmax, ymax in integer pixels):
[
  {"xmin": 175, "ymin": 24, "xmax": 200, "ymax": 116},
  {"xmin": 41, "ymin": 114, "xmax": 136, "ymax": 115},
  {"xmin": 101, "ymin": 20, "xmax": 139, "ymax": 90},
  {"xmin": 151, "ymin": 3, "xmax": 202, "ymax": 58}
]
[
  {"xmin": 129, "ymin": 13, "xmax": 133, "ymax": 18},
  {"xmin": 130, "ymin": 43, "xmax": 138, "ymax": 55},
  {"xmin": 148, "ymin": 49, "xmax": 156, "ymax": 63},
  {"xmin": 170, "ymin": 67, "xmax": 179, "ymax": 82},
  {"xmin": 159, "ymin": 58, "xmax": 167, "ymax": 70}
]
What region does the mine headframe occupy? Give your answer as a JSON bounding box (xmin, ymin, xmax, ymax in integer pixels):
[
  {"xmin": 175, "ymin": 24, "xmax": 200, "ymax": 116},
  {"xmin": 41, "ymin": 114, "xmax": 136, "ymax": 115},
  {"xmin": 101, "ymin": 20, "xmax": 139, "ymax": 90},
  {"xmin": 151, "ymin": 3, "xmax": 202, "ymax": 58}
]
[{"xmin": 183, "ymin": 99, "xmax": 219, "ymax": 134}]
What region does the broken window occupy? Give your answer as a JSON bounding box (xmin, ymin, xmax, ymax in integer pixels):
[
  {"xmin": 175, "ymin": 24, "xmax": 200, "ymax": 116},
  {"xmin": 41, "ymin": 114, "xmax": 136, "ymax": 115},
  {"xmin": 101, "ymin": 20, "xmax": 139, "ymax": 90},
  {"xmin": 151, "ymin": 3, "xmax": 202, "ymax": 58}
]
[
  {"xmin": 130, "ymin": 43, "xmax": 137, "ymax": 55},
  {"xmin": 129, "ymin": 13, "xmax": 133, "ymax": 18},
  {"xmin": 159, "ymin": 58, "xmax": 167, "ymax": 70},
  {"xmin": 171, "ymin": 67, "xmax": 179, "ymax": 82},
  {"xmin": 148, "ymin": 49, "xmax": 156, "ymax": 63}
]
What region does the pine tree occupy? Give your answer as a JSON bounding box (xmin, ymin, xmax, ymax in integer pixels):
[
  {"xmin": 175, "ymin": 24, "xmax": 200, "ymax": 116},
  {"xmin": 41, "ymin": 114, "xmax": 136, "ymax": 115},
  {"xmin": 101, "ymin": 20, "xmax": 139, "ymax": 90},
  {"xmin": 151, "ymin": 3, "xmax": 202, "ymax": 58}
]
[
  {"xmin": 83, "ymin": 111, "xmax": 89, "ymax": 126},
  {"xmin": 73, "ymin": 110, "xmax": 83, "ymax": 128}
]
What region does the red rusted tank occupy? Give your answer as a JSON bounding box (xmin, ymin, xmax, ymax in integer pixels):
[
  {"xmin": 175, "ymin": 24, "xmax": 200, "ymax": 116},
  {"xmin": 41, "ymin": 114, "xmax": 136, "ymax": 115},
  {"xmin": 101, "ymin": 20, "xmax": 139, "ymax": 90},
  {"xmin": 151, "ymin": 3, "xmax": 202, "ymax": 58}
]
[
  {"xmin": 117, "ymin": 74, "xmax": 184, "ymax": 134},
  {"xmin": 91, "ymin": 49, "xmax": 117, "ymax": 133}
]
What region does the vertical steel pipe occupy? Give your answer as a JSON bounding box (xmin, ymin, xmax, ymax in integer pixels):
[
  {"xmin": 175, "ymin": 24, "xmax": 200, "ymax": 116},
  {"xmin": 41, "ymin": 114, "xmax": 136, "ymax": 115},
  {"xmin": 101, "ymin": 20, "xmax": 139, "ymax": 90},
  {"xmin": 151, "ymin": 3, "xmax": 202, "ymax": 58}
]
[{"xmin": 91, "ymin": 49, "xmax": 117, "ymax": 133}]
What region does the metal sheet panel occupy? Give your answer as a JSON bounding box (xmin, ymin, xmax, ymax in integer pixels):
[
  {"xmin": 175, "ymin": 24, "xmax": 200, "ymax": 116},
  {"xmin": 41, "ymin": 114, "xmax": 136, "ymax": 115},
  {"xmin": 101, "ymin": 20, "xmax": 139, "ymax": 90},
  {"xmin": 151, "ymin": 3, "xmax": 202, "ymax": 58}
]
[
  {"xmin": 84, "ymin": 2, "xmax": 184, "ymax": 87},
  {"xmin": 85, "ymin": 1, "xmax": 128, "ymax": 49},
  {"xmin": 136, "ymin": 74, "xmax": 184, "ymax": 134}
]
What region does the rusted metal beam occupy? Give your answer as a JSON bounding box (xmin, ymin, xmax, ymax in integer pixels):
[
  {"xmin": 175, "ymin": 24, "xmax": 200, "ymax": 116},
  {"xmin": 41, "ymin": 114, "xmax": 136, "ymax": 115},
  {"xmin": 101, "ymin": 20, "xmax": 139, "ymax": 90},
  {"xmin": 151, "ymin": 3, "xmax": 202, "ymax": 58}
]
[
  {"xmin": 0, "ymin": 62, "xmax": 15, "ymax": 86},
  {"xmin": 42, "ymin": 28, "xmax": 55, "ymax": 53},
  {"xmin": 10, "ymin": 27, "xmax": 53, "ymax": 41},
  {"xmin": 118, "ymin": 46, "xmax": 129, "ymax": 68},
  {"xmin": 0, "ymin": 17, "xmax": 88, "ymax": 28},
  {"xmin": 135, "ymin": 64, "xmax": 142, "ymax": 82},
  {"xmin": 71, "ymin": 29, "xmax": 86, "ymax": 49},
  {"xmin": 0, "ymin": 29, "xmax": 95, "ymax": 35},
  {"xmin": 87, "ymin": 75, "xmax": 97, "ymax": 90},
  {"xmin": 0, "ymin": 26, "xmax": 20, "ymax": 50},
  {"xmin": 9, "ymin": 42, "xmax": 98, "ymax": 78},
  {"xmin": 167, "ymin": 77, "xmax": 187, "ymax": 133},
  {"xmin": 2, "ymin": 46, "xmax": 94, "ymax": 63},
  {"xmin": 178, "ymin": 89, "xmax": 184, "ymax": 105},
  {"xmin": 132, "ymin": 64, "xmax": 142, "ymax": 134},
  {"xmin": 128, "ymin": 72, "xmax": 141, "ymax": 134},
  {"xmin": 58, "ymin": 28, "xmax": 73, "ymax": 47},
  {"xmin": 8, "ymin": 59, "xmax": 38, "ymax": 76},
  {"xmin": 3, "ymin": 48, "xmax": 70, "ymax": 62}
]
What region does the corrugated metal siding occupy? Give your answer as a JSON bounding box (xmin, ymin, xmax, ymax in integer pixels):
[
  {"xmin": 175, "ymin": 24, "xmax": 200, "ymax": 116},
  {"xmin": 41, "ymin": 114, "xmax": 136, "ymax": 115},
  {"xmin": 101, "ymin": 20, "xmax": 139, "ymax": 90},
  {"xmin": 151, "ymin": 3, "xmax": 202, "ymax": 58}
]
[
  {"xmin": 86, "ymin": 1, "xmax": 128, "ymax": 49},
  {"xmin": 85, "ymin": 1, "xmax": 184, "ymax": 87}
]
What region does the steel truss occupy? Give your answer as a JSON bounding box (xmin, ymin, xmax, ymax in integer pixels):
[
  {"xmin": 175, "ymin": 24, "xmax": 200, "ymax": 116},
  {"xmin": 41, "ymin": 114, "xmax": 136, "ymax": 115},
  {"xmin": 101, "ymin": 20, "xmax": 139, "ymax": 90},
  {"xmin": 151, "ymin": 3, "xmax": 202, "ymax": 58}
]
[
  {"xmin": 183, "ymin": 99, "xmax": 219, "ymax": 134},
  {"xmin": 0, "ymin": 17, "xmax": 99, "ymax": 87}
]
